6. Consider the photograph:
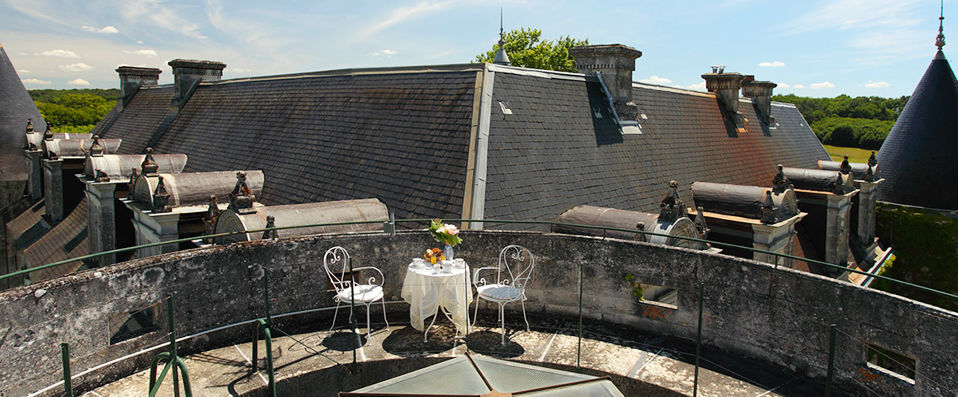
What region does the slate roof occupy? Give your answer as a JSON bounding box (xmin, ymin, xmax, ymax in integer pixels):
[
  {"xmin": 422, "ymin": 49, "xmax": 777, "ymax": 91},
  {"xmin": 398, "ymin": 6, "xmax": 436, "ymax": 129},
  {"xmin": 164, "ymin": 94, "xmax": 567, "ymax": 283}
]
[
  {"xmin": 23, "ymin": 198, "xmax": 88, "ymax": 281},
  {"xmin": 0, "ymin": 45, "xmax": 45, "ymax": 181},
  {"xmin": 90, "ymin": 62, "xmax": 828, "ymax": 228},
  {"xmin": 149, "ymin": 69, "xmax": 479, "ymax": 219},
  {"xmin": 877, "ymin": 50, "xmax": 958, "ymax": 210},
  {"xmin": 482, "ymin": 67, "xmax": 829, "ymax": 225},
  {"xmin": 96, "ymin": 87, "xmax": 175, "ymax": 154}
]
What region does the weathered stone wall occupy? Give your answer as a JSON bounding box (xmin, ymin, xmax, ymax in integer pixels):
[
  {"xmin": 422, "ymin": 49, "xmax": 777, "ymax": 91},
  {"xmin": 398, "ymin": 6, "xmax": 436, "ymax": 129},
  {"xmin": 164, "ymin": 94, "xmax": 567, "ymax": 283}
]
[{"xmin": 0, "ymin": 230, "xmax": 955, "ymax": 396}]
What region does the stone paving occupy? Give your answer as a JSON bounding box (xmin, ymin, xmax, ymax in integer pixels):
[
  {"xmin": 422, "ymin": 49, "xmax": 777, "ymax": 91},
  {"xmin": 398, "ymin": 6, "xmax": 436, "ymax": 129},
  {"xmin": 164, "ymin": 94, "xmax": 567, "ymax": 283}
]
[{"xmin": 87, "ymin": 315, "xmax": 825, "ymax": 396}]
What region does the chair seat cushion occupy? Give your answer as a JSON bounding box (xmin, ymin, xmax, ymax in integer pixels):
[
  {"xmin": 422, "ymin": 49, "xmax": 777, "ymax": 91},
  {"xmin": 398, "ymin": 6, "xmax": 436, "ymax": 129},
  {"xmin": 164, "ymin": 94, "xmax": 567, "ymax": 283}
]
[
  {"xmin": 477, "ymin": 284, "xmax": 522, "ymax": 302},
  {"xmin": 337, "ymin": 284, "xmax": 384, "ymax": 303}
]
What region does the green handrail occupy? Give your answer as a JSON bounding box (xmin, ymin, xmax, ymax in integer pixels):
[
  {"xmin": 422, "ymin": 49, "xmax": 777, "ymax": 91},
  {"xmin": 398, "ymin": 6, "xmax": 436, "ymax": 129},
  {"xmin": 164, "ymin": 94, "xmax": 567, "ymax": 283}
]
[
  {"xmin": 2, "ymin": 217, "xmax": 955, "ymax": 304},
  {"xmin": 148, "ymin": 295, "xmax": 192, "ymax": 397}
]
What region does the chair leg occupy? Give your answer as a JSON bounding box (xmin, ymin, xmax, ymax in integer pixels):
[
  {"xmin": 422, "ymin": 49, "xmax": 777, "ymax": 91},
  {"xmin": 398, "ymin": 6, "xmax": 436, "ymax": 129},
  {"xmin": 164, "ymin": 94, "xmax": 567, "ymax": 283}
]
[
  {"xmin": 521, "ymin": 299, "xmax": 530, "ymax": 332},
  {"xmin": 472, "ymin": 297, "xmax": 481, "ymax": 327},
  {"xmin": 380, "ymin": 298, "xmax": 390, "ymax": 330},
  {"xmin": 366, "ymin": 303, "xmax": 372, "ymax": 336},
  {"xmin": 499, "ymin": 303, "xmax": 506, "ymax": 345},
  {"xmin": 329, "ymin": 300, "xmax": 342, "ymax": 331}
]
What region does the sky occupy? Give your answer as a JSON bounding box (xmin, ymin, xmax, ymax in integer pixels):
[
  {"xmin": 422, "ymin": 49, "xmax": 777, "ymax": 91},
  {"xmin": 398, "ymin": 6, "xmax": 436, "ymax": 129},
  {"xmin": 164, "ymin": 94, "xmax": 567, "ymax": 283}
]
[{"xmin": 0, "ymin": 0, "xmax": 951, "ymax": 97}]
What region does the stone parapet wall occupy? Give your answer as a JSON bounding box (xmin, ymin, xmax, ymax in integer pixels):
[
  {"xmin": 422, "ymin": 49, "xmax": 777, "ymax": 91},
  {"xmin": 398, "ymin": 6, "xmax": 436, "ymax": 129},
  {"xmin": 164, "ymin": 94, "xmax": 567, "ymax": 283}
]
[{"xmin": 0, "ymin": 230, "xmax": 955, "ymax": 395}]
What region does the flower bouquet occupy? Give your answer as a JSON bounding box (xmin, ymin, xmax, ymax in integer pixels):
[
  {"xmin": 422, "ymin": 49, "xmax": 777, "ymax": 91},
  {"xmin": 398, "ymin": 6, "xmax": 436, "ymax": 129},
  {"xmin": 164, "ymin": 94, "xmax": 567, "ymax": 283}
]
[{"xmin": 429, "ymin": 219, "xmax": 462, "ymax": 260}]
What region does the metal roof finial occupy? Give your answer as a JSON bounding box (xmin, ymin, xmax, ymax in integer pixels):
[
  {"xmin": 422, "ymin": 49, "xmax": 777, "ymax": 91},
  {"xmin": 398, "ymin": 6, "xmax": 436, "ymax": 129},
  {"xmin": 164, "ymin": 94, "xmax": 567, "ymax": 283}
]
[
  {"xmin": 493, "ymin": 8, "xmax": 511, "ymax": 66},
  {"xmin": 938, "ymin": 0, "xmax": 946, "ymax": 51}
]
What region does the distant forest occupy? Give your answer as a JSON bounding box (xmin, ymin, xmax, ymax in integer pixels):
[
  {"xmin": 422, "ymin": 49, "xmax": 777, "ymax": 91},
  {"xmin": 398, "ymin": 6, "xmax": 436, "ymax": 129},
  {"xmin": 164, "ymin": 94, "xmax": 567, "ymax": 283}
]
[
  {"xmin": 28, "ymin": 89, "xmax": 119, "ymax": 134},
  {"xmin": 772, "ymin": 94, "xmax": 909, "ymax": 150},
  {"xmin": 27, "ymin": 89, "xmax": 906, "ymax": 149}
]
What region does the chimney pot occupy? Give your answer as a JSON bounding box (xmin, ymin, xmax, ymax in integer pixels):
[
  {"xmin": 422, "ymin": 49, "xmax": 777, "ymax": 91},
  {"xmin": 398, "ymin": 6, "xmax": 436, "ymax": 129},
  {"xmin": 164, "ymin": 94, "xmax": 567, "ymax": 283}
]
[
  {"xmin": 569, "ymin": 44, "xmax": 642, "ymax": 120},
  {"xmin": 702, "ymin": 69, "xmax": 747, "ymax": 128},
  {"xmin": 116, "ymin": 66, "xmax": 161, "ymax": 108}
]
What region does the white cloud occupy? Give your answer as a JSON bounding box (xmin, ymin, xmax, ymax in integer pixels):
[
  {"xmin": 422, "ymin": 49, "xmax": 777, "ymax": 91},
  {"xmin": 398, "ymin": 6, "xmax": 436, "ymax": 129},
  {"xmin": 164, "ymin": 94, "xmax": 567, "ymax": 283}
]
[
  {"xmin": 124, "ymin": 49, "xmax": 158, "ymax": 57},
  {"xmin": 67, "ymin": 78, "xmax": 91, "ymax": 86},
  {"xmin": 358, "ymin": 1, "xmax": 452, "ymax": 40},
  {"xmin": 121, "ymin": 0, "xmax": 207, "ymax": 39},
  {"xmin": 371, "ymin": 49, "xmax": 398, "ymax": 57},
  {"xmin": 811, "ymin": 81, "xmax": 835, "ymax": 89},
  {"xmin": 81, "ymin": 25, "xmax": 119, "ymax": 34},
  {"xmin": 60, "ymin": 63, "xmax": 94, "ymax": 72},
  {"xmin": 777, "ymin": 83, "xmax": 791, "ymax": 88},
  {"xmin": 18, "ymin": 69, "xmax": 31, "ymax": 74},
  {"xmin": 38, "ymin": 49, "xmax": 80, "ymax": 58},
  {"xmin": 793, "ymin": 84, "xmax": 806, "ymax": 89},
  {"xmin": 758, "ymin": 61, "xmax": 785, "ymax": 67},
  {"xmin": 864, "ymin": 81, "xmax": 890, "ymax": 88},
  {"xmin": 686, "ymin": 81, "xmax": 707, "ymax": 91},
  {"xmin": 23, "ymin": 78, "xmax": 52, "ymax": 85},
  {"xmin": 639, "ymin": 75, "xmax": 673, "ymax": 85}
]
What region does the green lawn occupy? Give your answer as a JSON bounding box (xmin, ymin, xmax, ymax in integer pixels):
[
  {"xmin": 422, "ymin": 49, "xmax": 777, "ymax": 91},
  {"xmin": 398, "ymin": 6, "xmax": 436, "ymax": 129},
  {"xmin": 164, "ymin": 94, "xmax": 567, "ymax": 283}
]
[{"xmin": 823, "ymin": 145, "xmax": 875, "ymax": 163}]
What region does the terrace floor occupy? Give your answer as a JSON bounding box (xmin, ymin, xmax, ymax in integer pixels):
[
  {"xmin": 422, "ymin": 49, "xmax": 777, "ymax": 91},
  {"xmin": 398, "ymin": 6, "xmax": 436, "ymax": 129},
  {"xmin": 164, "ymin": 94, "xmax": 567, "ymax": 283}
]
[{"xmin": 88, "ymin": 314, "xmax": 829, "ymax": 396}]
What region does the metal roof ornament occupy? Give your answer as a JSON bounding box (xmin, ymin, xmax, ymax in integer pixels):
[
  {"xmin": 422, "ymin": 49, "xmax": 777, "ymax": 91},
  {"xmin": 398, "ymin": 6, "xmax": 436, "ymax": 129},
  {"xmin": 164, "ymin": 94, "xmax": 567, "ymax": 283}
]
[
  {"xmin": 25, "ymin": 118, "xmax": 34, "ymax": 133},
  {"xmin": 262, "ymin": 215, "xmax": 279, "ymax": 240},
  {"xmin": 868, "ymin": 151, "xmax": 877, "ymax": 168},
  {"xmin": 141, "ymin": 148, "xmax": 159, "ymax": 176},
  {"xmin": 128, "ymin": 167, "xmax": 139, "ymax": 188},
  {"xmin": 772, "ymin": 164, "xmax": 791, "ymax": 193},
  {"xmin": 89, "ymin": 135, "xmax": 104, "ymax": 157},
  {"xmin": 865, "ymin": 151, "xmax": 878, "ymax": 182},
  {"xmin": 839, "ymin": 155, "xmax": 852, "ymax": 175},
  {"xmin": 693, "ymin": 206, "xmax": 710, "ymax": 239},
  {"xmin": 937, "ymin": 0, "xmax": 946, "ymax": 51},
  {"xmin": 152, "ymin": 176, "xmax": 172, "ymax": 213},
  {"xmin": 493, "ymin": 9, "xmax": 511, "ymax": 66},
  {"xmin": 760, "ymin": 191, "xmax": 777, "ymax": 224},
  {"xmin": 832, "ymin": 172, "xmax": 846, "ymax": 195},
  {"xmin": 43, "ymin": 124, "xmax": 54, "ymax": 141},
  {"xmin": 229, "ymin": 171, "xmax": 256, "ymax": 213},
  {"xmin": 659, "ymin": 180, "xmax": 688, "ymax": 222},
  {"xmin": 203, "ymin": 194, "xmax": 219, "ymax": 241}
]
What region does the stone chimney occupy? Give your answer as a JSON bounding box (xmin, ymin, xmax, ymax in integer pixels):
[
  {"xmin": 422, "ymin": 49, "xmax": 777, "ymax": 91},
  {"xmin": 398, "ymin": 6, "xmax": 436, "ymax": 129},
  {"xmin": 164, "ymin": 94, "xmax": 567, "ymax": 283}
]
[
  {"xmin": 702, "ymin": 66, "xmax": 746, "ymax": 129},
  {"xmin": 168, "ymin": 59, "xmax": 226, "ymax": 108},
  {"xmin": 116, "ymin": 66, "xmax": 161, "ymax": 108},
  {"xmin": 569, "ymin": 44, "xmax": 642, "ymax": 120},
  {"xmin": 741, "ymin": 77, "xmax": 777, "ymax": 125}
]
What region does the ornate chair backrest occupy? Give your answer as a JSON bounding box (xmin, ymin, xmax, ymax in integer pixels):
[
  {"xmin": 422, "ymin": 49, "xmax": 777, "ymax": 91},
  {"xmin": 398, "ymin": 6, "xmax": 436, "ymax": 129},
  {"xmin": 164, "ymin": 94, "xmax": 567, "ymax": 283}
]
[
  {"xmin": 323, "ymin": 246, "xmax": 352, "ymax": 293},
  {"xmin": 497, "ymin": 245, "xmax": 534, "ymax": 292}
]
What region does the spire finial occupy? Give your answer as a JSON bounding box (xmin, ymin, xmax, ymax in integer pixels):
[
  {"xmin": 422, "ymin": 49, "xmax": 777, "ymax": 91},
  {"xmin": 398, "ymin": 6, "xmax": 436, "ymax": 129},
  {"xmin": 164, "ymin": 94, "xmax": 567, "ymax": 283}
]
[
  {"xmin": 492, "ymin": 8, "xmax": 511, "ymax": 66},
  {"xmin": 937, "ymin": 0, "xmax": 946, "ymax": 51}
]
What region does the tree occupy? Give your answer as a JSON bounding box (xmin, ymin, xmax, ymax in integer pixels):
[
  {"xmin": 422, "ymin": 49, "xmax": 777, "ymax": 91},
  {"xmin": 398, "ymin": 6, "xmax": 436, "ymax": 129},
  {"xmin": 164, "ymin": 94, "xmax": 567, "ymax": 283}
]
[
  {"xmin": 33, "ymin": 92, "xmax": 116, "ymax": 133},
  {"xmin": 474, "ymin": 28, "xmax": 588, "ymax": 72}
]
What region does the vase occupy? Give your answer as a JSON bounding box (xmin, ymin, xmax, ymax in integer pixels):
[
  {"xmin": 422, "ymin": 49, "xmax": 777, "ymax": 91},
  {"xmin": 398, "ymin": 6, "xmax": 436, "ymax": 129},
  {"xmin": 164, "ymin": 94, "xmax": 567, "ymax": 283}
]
[{"xmin": 444, "ymin": 243, "xmax": 454, "ymax": 261}]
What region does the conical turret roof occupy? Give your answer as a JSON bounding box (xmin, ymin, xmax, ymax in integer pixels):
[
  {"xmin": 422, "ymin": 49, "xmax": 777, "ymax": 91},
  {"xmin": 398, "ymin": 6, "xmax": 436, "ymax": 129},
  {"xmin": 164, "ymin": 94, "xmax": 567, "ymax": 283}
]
[
  {"xmin": 0, "ymin": 43, "xmax": 46, "ymax": 181},
  {"xmin": 877, "ymin": 50, "xmax": 958, "ymax": 210}
]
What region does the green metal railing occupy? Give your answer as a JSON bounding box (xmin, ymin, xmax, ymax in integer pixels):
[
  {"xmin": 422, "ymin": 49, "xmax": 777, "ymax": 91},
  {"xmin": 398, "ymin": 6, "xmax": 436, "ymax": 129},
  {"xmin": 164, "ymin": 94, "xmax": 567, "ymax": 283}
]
[{"xmin": 14, "ymin": 217, "xmax": 958, "ymax": 396}]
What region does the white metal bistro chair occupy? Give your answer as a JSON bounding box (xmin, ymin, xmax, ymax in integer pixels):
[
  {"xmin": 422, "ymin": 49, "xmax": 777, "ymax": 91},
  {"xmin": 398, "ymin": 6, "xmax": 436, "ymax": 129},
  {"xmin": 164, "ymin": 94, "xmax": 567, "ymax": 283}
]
[
  {"xmin": 324, "ymin": 246, "xmax": 389, "ymax": 335},
  {"xmin": 472, "ymin": 245, "xmax": 535, "ymax": 345}
]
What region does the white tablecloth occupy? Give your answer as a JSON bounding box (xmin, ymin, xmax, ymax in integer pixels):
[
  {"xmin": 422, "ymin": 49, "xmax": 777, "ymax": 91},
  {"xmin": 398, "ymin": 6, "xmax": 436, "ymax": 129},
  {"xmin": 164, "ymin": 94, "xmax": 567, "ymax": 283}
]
[{"xmin": 401, "ymin": 261, "xmax": 472, "ymax": 333}]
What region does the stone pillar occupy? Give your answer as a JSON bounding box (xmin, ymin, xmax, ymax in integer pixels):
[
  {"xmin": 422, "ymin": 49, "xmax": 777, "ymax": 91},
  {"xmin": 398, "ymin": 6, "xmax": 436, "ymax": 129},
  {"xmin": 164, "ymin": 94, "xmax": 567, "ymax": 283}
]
[
  {"xmin": 853, "ymin": 180, "xmax": 882, "ymax": 248},
  {"xmin": 134, "ymin": 211, "xmax": 180, "ymax": 258},
  {"xmin": 85, "ymin": 181, "xmax": 117, "ymax": 267},
  {"xmin": 825, "ymin": 190, "xmax": 859, "ymax": 266},
  {"xmin": 42, "ymin": 158, "xmax": 64, "ymax": 223},
  {"xmin": 23, "ymin": 149, "xmax": 43, "ymax": 201},
  {"xmin": 751, "ymin": 214, "xmax": 805, "ymax": 267}
]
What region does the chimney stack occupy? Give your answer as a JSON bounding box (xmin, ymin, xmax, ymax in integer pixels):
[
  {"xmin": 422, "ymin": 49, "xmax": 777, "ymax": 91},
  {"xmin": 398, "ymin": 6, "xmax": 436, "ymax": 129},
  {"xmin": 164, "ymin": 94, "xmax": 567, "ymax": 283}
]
[
  {"xmin": 741, "ymin": 77, "xmax": 777, "ymax": 125},
  {"xmin": 168, "ymin": 59, "xmax": 226, "ymax": 108},
  {"xmin": 569, "ymin": 44, "xmax": 643, "ymax": 120},
  {"xmin": 702, "ymin": 66, "xmax": 746, "ymax": 129},
  {"xmin": 116, "ymin": 66, "xmax": 161, "ymax": 109}
]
